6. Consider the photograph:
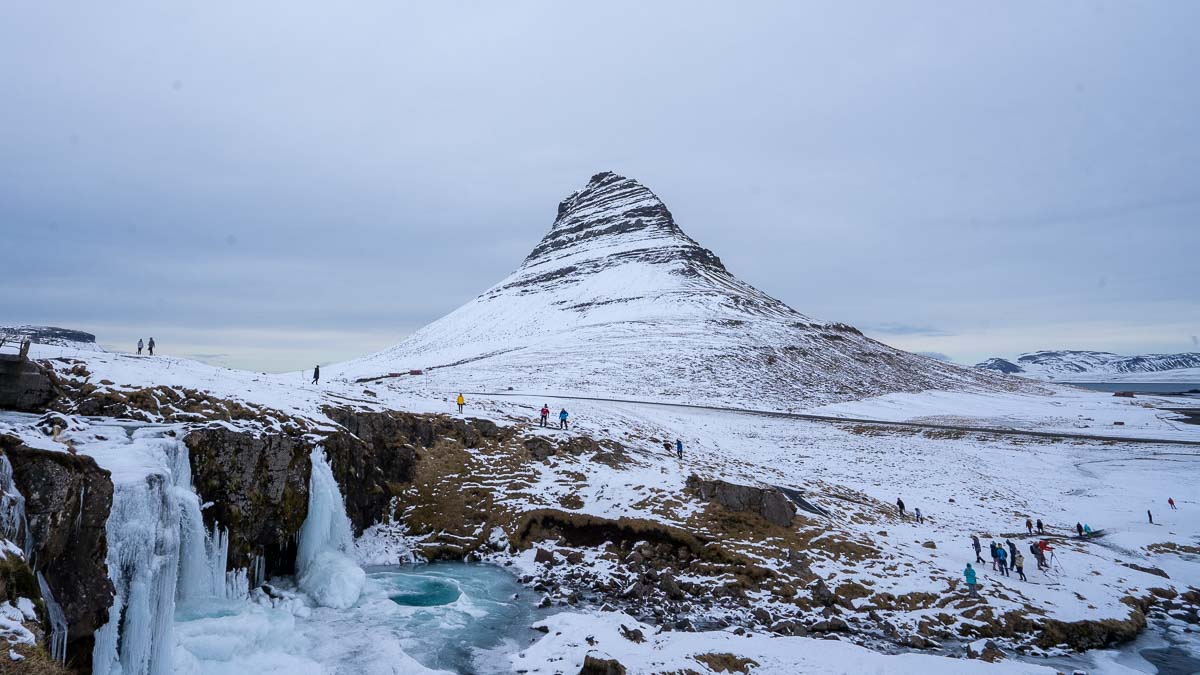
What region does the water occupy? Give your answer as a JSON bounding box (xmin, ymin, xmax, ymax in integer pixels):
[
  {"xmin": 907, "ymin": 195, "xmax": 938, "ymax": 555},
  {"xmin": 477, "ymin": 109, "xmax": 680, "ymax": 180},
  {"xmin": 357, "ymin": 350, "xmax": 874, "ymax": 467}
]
[
  {"xmin": 1019, "ymin": 611, "xmax": 1200, "ymax": 674},
  {"xmin": 172, "ymin": 562, "xmax": 547, "ymax": 675},
  {"xmin": 367, "ymin": 563, "xmax": 548, "ymax": 672}
]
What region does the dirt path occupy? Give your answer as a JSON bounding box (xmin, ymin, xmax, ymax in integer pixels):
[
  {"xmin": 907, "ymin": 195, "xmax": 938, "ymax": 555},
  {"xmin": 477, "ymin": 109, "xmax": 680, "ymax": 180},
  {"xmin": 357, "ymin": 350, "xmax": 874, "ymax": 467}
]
[{"xmin": 467, "ymin": 391, "xmax": 1200, "ymax": 448}]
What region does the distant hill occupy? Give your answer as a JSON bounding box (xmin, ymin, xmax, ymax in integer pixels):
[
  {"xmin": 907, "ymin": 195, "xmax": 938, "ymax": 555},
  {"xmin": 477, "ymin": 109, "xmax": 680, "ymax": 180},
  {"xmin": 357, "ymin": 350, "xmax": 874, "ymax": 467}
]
[
  {"xmin": 0, "ymin": 325, "xmax": 104, "ymax": 351},
  {"xmin": 976, "ymin": 350, "xmax": 1200, "ymax": 383}
]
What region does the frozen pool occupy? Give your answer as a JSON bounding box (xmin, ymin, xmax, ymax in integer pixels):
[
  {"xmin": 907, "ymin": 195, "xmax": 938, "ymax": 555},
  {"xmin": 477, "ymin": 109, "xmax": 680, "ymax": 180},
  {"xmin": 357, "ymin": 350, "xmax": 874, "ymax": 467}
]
[{"xmin": 172, "ymin": 562, "xmax": 548, "ymax": 675}]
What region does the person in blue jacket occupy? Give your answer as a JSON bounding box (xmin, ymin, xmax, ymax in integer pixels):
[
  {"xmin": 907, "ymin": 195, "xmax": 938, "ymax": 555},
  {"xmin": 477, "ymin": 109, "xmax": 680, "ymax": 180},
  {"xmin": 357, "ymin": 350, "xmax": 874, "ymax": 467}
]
[
  {"xmin": 964, "ymin": 563, "xmax": 979, "ymax": 598},
  {"xmin": 558, "ymin": 408, "xmax": 569, "ymax": 430},
  {"xmin": 676, "ymin": 439, "xmax": 683, "ymax": 459}
]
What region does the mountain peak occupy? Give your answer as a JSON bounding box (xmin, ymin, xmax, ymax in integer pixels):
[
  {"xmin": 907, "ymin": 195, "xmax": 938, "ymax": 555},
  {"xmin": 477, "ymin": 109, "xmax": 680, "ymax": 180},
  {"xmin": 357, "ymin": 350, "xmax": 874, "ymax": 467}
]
[
  {"xmin": 337, "ymin": 170, "xmax": 1017, "ymax": 408},
  {"xmin": 522, "ymin": 172, "xmax": 726, "ymax": 283}
]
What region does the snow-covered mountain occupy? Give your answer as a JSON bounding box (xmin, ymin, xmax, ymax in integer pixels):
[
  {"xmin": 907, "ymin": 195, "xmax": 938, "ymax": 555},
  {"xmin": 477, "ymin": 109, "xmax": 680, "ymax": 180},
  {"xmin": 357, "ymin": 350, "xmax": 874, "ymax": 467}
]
[
  {"xmin": 976, "ymin": 350, "xmax": 1200, "ymax": 383},
  {"xmin": 335, "ymin": 172, "xmax": 1018, "ymax": 407}
]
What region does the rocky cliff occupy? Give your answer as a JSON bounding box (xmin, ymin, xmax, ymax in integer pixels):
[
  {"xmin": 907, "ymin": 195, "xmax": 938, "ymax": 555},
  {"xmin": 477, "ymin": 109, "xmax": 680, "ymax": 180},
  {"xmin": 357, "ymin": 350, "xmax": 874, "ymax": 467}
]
[
  {"xmin": 183, "ymin": 407, "xmax": 512, "ymax": 575},
  {"xmin": 0, "ymin": 355, "xmax": 59, "ymax": 412},
  {"xmin": 1, "ymin": 435, "xmax": 114, "ymax": 670}
]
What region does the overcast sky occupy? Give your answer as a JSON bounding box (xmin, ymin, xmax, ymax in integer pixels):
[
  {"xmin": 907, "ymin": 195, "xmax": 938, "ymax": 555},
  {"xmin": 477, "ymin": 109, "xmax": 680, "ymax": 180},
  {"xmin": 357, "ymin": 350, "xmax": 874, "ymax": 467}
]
[{"xmin": 2, "ymin": 1, "xmax": 1197, "ymax": 372}]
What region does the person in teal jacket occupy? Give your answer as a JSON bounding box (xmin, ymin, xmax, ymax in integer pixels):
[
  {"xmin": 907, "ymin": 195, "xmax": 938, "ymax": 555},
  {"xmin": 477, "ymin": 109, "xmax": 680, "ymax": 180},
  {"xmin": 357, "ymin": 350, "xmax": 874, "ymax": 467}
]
[
  {"xmin": 964, "ymin": 563, "xmax": 979, "ymax": 598},
  {"xmin": 558, "ymin": 408, "xmax": 569, "ymax": 430}
]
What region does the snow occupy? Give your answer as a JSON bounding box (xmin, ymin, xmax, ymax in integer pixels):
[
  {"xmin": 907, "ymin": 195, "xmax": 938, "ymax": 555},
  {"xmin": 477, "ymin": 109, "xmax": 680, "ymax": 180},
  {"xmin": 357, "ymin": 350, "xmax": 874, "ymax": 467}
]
[
  {"xmin": 0, "ymin": 601, "xmax": 35, "ymax": 647},
  {"xmin": 513, "ymin": 612, "xmax": 1056, "ymax": 674},
  {"xmin": 979, "ymin": 351, "xmax": 1200, "ymax": 384},
  {"xmin": 806, "ymin": 387, "xmax": 1200, "ymax": 441}
]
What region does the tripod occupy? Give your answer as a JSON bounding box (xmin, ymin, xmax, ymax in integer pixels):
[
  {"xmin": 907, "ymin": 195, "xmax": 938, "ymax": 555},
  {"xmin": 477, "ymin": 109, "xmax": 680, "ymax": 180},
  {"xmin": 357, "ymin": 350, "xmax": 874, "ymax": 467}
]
[{"xmin": 1047, "ymin": 550, "xmax": 1064, "ymax": 574}]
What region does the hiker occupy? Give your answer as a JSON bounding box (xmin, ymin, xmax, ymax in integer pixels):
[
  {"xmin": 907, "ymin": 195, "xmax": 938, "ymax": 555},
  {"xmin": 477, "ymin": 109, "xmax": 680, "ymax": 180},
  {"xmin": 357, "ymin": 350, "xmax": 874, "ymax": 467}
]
[
  {"xmin": 996, "ymin": 545, "xmax": 1009, "ymax": 576},
  {"xmin": 1084, "ymin": 523, "xmax": 1092, "ymax": 536},
  {"xmin": 972, "ymin": 535, "xmax": 984, "ymax": 563},
  {"xmin": 137, "ymin": 338, "xmax": 144, "ymax": 355},
  {"xmin": 1036, "ymin": 518, "xmax": 1045, "ymax": 534},
  {"xmin": 312, "ymin": 365, "xmax": 320, "ymax": 385},
  {"xmin": 147, "ymin": 337, "xmax": 155, "ymax": 356},
  {"xmin": 989, "ymin": 542, "xmax": 999, "ymax": 571},
  {"xmin": 1029, "ymin": 542, "xmax": 1045, "ymax": 570},
  {"xmin": 1169, "ymin": 497, "xmax": 1177, "ymax": 510},
  {"xmin": 964, "ymin": 563, "xmax": 979, "ymax": 598},
  {"xmin": 676, "ymin": 439, "xmax": 683, "ymax": 459},
  {"xmin": 1075, "ymin": 522, "xmax": 1084, "ymax": 537},
  {"xmin": 1013, "ymin": 550, "xmax": 1027, "ymax": 581},
  {"xmin": 539, "ymin": 404, "xmax": 550, "ymax": 427},
  {"xmin": 1148, "ymin": 510, "xmax": 1153, "ymax": 525},
  {"xmin": 456, "ymin": 393, "xmax": 465, "ymax": 413},
  {"xmin": 1037, "ymin": 539, "xmax": 1053, "ymax": 562},
  {"xmin": 1025, "ymin": 518, "xmax": 1033, "ymax": 535},
  {"xmin": 914, "ymin": 507, "xmax": 924, "ymax": 524},
  {"xmin": 1037, "ymin": 540, "xmax": 1053, "ymax": 569},
  {"xmin": 558, "ymin": 408, "xmax": 569, "ymax": 430},
  {"xmin": 896, "ymin": 498, "xmax": 905, "ymax": 517},
  {"xmin": 1007, "ymin": 540, "xmax": 1018, "ymax": 563}
]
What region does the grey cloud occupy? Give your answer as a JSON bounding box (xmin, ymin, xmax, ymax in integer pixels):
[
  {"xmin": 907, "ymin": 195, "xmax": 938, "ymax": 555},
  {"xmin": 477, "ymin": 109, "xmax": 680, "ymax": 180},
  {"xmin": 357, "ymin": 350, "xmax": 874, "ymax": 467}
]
[{"xmin": 1, "ymin": 2, "xmax": 1197, "ymax": 371}]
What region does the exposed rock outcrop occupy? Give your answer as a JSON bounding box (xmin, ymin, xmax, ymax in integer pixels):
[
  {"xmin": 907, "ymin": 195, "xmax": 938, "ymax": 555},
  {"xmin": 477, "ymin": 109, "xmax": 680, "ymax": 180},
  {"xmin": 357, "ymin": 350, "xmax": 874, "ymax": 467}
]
[
  {"xmin": 1, "ymin": 435, "xmax": 114, "ymax": 669},
  {"xmin": 578, "ymin": 655, "xmax": 627, "ymax": 675},
  {"xmin": 184, "ymin": 426, "xmax": 310, "ymax": 575},
  {"xmin": 0, "ymin": 355, "xmax": 59, "ymax": 412},
  {"xmin": 686, "ymin": 475, "xmax": 796, "ymax": 527},
  {"xmin": 184, "ymin": 408, "xmax": 511, "ymax": 574}
]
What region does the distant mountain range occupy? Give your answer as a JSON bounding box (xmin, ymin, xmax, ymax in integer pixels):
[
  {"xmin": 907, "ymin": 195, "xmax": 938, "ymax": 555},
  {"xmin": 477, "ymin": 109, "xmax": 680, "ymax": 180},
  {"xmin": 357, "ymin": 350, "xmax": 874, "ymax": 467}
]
[{"xmin": 976, "ymin": 350, "xmax": 1200, "ymax": 383}]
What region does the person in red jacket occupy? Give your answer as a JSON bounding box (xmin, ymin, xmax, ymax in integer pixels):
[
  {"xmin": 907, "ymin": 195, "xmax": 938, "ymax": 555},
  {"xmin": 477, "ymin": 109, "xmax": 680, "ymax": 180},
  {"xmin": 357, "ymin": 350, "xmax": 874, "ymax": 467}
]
[
  {"xmin": 1169, "ymin": 497, "xmax": 1177, "ymax": 510},
  {"xmin": 539, "ymin": 404, "xmax": 550, "ymax": 427}
]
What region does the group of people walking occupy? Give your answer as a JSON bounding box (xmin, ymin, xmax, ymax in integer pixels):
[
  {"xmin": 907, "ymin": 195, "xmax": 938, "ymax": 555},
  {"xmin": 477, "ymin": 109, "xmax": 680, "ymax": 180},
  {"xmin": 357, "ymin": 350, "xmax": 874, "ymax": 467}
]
[
  {"xmin": 962, "ymin": 498, "xmax": 1181, "ymax": 600},
  {"xmin": 535, "ymin": 403, "xmax": 570, "ymax": 429},
  {"xmin": 135, "ymin": 337, "xmax": 156, "ymax": 356},
  {"xmin": 965, "ymin": 533, "xmax": 1044, "ymax": 597}
]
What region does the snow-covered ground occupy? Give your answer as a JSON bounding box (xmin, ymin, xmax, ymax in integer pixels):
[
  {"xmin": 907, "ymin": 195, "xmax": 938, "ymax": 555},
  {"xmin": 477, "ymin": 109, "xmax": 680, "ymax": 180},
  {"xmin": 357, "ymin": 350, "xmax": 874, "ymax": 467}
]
[
  {"xmin": 806, "ymin": 388, "xmax": 1200, "ymax": 442},
  {"xmin": 12, "ymin": 339, "xmax": 1200, "ymax": 672}
]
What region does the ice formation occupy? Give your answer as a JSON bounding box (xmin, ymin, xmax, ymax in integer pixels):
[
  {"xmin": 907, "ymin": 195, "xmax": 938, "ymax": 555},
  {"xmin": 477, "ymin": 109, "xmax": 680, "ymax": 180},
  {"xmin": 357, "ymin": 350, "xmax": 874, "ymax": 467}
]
[
  {"xmin": 36, "ymin": 571, "xmax": 68, "ymax": 662},
  {"xmin": 296, "ymin": 448, "xmax": 365, "ymax": 609},
  {"xmin": 92, "ymin": 434, "xmax": 238, "ymax": 675},
  {"xmin": 0, "ymin": 454, "xmax": 30, "ymax": 555}
]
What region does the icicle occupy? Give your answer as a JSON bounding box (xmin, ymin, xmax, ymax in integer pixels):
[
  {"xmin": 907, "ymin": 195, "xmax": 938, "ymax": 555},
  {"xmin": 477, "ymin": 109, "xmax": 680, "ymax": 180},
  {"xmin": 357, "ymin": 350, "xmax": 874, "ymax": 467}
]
[
  {"xmin": 36, "ymin": 571, "xmax": 69, "ymax": 663},
  {"xmin": 74, "ymin": 484, "xmax": 87, "ymax": 534},
  {"xmin": 0, "ymin": 454, "xmax": 31, "ymax": 556}
]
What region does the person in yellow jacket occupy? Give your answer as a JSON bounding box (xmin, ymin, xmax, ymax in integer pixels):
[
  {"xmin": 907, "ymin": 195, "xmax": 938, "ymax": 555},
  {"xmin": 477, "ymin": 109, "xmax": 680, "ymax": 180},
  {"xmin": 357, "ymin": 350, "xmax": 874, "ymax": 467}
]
[{"xmin": 456, "ymin": 393, "xmax": 465, "ymax": 413}]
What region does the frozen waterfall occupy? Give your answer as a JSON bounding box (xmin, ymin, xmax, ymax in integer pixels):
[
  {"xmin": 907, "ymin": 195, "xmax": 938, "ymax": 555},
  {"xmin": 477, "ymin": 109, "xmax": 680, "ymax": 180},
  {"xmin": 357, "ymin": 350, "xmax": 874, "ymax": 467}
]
[
  {"xmin": 296, "ymin": 447, "xmax": 365, "ymax": 609},
  {"xmin": 0, "ymin": 453, "xmax": 31, "ymax": 556},
  {"xmin": 92, "ymin": 433, "xmax": 240, "ymax": 675},
  {"xmin": 37, "ymin": 571, "xmax": 69, "ymax": 662}
]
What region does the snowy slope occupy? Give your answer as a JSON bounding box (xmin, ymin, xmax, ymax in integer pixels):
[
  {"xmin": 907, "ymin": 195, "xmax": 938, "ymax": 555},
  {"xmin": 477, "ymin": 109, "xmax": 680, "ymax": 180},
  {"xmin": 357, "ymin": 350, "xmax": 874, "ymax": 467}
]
[
  {"xmin": 333, "ymin": 172, "xmax": 1024, "ymax": 408},
  {"xmin": 977, "ymin": 351, "xmax": 1200, "ymax": 383}
]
